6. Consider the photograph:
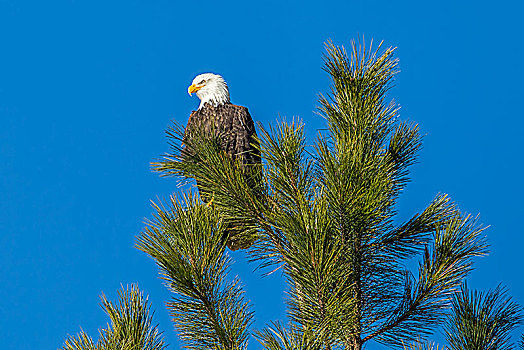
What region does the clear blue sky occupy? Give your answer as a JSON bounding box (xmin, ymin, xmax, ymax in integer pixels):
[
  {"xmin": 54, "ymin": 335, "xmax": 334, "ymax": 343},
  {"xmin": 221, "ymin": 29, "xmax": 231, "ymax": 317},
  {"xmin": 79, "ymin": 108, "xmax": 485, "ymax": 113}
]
[{"xmin": 1, "ymin": 1, "xmax": 523, "ymax": 349}]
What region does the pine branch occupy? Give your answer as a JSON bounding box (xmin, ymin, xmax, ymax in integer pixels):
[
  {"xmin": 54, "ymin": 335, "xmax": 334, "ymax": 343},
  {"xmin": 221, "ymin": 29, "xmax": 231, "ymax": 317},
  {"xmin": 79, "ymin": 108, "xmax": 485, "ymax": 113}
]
[
  {"xmin": 444, "ymin": 284, "xmax": 523, "ymax": 350},
  {"xmin": 98, "ymin": 286, "xmax": 166, "ymax": 350},
  {"xmin": 255, "ymin": 321, "xmax": 325, "ymax": 350},
  {"xmin": 320, "ymin": 39, "xmax": 398, "ymax": 154},
  {"xmin": 62, "ymin": 332, "xmax": 96, "ymax": 350},
  {"xmin": 404, "ymin": 340, "xmax": 448, "ymax": 350},
  {"xmin": 385, "ymin": 121, "xmax": 423, "ymax": 194},
  {"xmin": 376, "ymin": 194, "xmax": 457, "ymax": 259},
  {"xmin": 366, "ymin": 214, "xmax": 488, "ymax": 346},
  {"xmin": 61, "ymin": 285, "xmax": 166, "ymax": 350},
  {"xmin": 136, "ymin": 193, "xmax": 253, "ymax": 349}
]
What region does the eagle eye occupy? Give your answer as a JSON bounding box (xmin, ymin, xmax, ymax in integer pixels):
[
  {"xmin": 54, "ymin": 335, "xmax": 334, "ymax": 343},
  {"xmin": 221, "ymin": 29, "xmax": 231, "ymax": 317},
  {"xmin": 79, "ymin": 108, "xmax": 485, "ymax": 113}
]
[{"xmin": 199, "ymin": 79, "xmax": 206, "ymax": 85}]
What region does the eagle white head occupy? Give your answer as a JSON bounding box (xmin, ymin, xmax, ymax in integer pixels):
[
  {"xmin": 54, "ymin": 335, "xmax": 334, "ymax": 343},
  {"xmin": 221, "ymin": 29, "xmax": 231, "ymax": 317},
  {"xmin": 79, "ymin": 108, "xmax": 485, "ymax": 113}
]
[{"xmin": 187, "ymin": 73, "xmax": 231, "ymax": 109}]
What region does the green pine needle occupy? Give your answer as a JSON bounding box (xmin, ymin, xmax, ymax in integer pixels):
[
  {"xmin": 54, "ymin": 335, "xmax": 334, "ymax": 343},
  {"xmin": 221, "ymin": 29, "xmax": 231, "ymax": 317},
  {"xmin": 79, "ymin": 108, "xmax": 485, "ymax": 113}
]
[
  {"xmin": 62, "ymin": 285, "xmax": 166, "ymax": 350},
  {"xmin": 137, "ymin": 193, "xmax": 254, "ymax": 349},
  {"xmin": 445, "ymin": 284, "xmax": 523, "ymax": 350}
]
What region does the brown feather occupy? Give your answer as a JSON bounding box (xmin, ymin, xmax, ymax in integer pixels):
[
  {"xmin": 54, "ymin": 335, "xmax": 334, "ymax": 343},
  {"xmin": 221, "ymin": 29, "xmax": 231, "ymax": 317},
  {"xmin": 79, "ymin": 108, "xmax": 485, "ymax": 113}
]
[{"xmin": 185, "ymin": 103, "xmax": 260, "ymax": 165}]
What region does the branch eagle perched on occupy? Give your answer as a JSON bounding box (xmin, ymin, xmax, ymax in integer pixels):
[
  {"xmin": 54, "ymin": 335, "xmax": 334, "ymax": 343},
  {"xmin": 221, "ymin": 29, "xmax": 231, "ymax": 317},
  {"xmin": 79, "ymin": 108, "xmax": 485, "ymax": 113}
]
[{"xmin": 185, "ymin": 73, "xmax": 261, "ymax": 250}]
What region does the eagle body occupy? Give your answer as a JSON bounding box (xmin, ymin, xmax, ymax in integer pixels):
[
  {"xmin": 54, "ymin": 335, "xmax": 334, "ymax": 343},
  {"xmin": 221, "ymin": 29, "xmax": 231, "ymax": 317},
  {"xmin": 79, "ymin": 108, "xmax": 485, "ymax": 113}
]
[
  {"xmin": 185, "ymin": 103, "xmax": 260, "ymax": 168},
  {"xmin": 185, "ymin": 73, "xmax": 261, "ymax": 250}
]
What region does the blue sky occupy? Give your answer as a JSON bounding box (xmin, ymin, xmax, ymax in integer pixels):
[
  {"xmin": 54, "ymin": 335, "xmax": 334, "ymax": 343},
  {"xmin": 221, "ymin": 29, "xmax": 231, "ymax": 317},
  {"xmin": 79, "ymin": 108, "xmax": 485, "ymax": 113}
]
[{"xmin": 1, "ymin": 1, "xmax": 523, "ymax": 349}]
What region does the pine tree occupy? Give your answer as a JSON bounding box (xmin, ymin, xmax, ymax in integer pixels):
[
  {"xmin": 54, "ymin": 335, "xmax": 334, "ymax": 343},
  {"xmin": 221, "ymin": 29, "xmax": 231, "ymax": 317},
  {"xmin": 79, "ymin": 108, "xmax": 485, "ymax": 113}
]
[{"xmin": 143, "ymin": 40, "xmax": 489, "ymax": 349}]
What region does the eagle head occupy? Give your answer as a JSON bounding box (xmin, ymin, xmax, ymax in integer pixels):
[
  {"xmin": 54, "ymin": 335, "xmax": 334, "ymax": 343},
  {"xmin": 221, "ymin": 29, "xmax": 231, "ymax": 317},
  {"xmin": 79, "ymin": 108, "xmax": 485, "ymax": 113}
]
[{"xmin": 187, "ymin": 73, "xmax": 231, "ymax": 109}]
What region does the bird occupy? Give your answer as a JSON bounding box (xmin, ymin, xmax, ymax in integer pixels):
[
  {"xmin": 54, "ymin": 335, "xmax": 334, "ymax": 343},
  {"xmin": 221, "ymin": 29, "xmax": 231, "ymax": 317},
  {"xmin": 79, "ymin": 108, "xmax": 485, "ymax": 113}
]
[{"xmin": 185, "ymin": 73, "xmax": 261, "ymax": 250}]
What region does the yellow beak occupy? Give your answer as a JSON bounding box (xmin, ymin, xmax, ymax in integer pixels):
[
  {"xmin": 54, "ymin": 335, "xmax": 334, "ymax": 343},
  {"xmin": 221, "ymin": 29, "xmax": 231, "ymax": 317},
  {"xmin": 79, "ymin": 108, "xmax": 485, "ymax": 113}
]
[{"xmin": 187, "ymin": 84, "xmax": 202, "ymax": 95}]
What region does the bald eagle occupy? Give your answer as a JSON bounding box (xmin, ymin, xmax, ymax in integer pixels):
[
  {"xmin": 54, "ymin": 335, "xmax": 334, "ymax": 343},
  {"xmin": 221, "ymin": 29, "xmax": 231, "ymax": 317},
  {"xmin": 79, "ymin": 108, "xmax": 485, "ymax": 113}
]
[{"xmin": 185, "ymin": 73, "xmax": 261, "ymax": 250}]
